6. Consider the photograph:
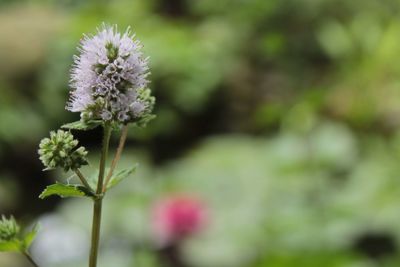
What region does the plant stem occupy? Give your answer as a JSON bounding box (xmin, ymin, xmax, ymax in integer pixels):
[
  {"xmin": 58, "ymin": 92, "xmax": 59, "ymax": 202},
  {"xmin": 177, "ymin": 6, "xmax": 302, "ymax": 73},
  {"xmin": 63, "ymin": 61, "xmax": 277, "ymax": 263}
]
[
  {"xmin": 74, "ymin": 169, "xmax": 93, "ymax": 192},
  {"xmin": 89, "ymin": 123, "xmax": 112, "ymax": 267},
  {"xmin": 23, "ymin": 251, "xmax": 40, "ymax": 267},
  {"xmin": 103, "ymin": 125, "xmax": 129, "ymax": 192},
  {"xmin": 89, "ymin": 199, "xmax": 103, "ymax": 267}
]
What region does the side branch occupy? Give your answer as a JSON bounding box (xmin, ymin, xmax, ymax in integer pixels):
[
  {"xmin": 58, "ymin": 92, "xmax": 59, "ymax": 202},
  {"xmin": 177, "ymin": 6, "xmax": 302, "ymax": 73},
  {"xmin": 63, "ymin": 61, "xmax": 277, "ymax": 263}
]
[
  {"xmin": 74, "ymin": 169, "xmax": 93, "ymax": 192},
  {"xmin": 102, "ymin": 125, "xmax": 129, "ymax": 192}
]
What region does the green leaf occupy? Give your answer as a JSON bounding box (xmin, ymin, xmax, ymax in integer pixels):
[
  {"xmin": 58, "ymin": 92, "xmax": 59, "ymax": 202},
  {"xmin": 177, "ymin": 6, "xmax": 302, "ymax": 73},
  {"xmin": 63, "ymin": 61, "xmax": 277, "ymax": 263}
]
[
  {"xmin": 61, "ymin": 120, "xmax": 103, "ymax": 131},
  {"xmin": 0, "ymin": 240, "xmax": 21, "ymax": 252},
  {"xmin": 107, "ymin": 165, "xmax": 137, "ymax": 190},
  {"xmin": 39, "ymin": 183, "xmax": 94, "ymax": 199},
  {"xmin": 135, "ymin": 114, "xmax": 156, "ymax": 128},
  {"xmin": 23, "ymin": 224, "xmax": 39, "ymax": 249}
]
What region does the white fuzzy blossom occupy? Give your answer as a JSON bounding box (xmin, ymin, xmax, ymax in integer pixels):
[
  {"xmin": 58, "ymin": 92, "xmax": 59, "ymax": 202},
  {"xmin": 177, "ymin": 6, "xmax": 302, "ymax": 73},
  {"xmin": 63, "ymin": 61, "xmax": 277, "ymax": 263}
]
[{"xmin": 67, "ymin": 24, "xmax": 154, "ymax": 124}]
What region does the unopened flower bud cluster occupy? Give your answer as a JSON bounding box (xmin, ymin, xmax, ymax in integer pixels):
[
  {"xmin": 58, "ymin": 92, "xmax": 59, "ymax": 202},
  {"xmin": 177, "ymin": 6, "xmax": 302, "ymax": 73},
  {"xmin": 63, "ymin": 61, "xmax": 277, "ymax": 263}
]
[
  {"xmin": 0, "ymin": 216, "xmax": 20, "ymax": 242},
  {"xmin": 38, "ymin": 130, "xmax": 88, "ymax": 172}
]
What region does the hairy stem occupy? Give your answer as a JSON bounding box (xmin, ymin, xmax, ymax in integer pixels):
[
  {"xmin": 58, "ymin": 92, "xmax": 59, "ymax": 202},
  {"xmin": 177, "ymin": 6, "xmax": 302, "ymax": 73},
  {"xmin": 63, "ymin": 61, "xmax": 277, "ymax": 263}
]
[
  {"xmin": 103, "ymin": 125, "xmax": 129, "ymax": 192},
  {"xmin": 23, "ymin": 251, "xmax": 40, "ymax": 267},
  {"xmin": 74, "ymin": 169, "xmax": 93, "ymax": 192},
  {"xmin": 89, "ymin": 123, "xmax": 112, "ymax": 267}
]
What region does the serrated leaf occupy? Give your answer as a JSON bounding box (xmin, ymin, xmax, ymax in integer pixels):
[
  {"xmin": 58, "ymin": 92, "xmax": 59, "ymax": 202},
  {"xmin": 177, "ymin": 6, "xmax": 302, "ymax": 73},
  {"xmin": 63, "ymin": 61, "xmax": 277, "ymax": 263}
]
[
  {"xmin": 0, "ymin": 240, "xmax": 21, "ymax": 252},
  {"xmin": 39, "ymin": 183, "xmax": 94, "ymax": 199},
  {"xmin": 23, "ymin": 224, "xmax": 39, "ymax": 249},
  {"xmin": 61, "ymin": 120, "xmax": 103, "ymax": 131},
  {"xmin": 107, "ymin": 165, "xmax": 137, "ymax": 190}
]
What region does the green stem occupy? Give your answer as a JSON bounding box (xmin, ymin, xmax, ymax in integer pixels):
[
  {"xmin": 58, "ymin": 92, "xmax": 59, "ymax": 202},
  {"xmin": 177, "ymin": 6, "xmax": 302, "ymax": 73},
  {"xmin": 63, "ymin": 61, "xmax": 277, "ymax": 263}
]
[
  {"xmin": 23, "ymin": 251, "xmax": 40, "ymax": 267},
  {"xmin": 89, "ymin": 199, "xmax": 103, "ymax": 267},
  {"xmin": 89, "ymin": 123, "xmax": 112, "ymax": 267}
]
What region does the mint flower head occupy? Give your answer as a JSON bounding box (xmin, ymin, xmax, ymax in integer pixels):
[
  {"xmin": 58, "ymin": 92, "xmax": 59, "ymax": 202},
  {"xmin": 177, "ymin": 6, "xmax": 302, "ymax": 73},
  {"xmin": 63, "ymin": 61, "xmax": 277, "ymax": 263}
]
[
  {"xmin": 0, "ymin": 216, "xmax": 20, "ymax": 242},
  {"xmin": 38, "ymin": 130, "xmax": 88, "ymax": 172},
  {"xmin": 67, "ymin": 24, "xmax": 155, "ymax": 125}
]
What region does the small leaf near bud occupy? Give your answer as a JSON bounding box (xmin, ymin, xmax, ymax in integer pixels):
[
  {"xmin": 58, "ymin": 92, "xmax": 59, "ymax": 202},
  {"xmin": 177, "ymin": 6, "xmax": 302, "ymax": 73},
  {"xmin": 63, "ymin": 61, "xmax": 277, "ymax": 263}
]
[{"xmin": 106, "ymin": 165, "xmax": 137, "ymax": 190}]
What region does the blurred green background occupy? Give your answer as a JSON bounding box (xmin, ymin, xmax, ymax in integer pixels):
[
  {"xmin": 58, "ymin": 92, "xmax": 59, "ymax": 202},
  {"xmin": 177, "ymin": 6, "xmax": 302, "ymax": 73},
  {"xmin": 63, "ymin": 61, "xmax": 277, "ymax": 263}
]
[{"xmin": 2, "ymin": 0, "xmax": 400, "ymax": 266}]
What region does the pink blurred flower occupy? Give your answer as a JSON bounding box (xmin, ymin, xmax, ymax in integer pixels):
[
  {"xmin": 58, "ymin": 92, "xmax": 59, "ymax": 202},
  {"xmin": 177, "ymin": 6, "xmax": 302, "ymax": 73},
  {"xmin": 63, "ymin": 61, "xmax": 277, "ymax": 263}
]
[{"xmin": 152, "ymin": 194, "xmax": 208, "ymax": 245}]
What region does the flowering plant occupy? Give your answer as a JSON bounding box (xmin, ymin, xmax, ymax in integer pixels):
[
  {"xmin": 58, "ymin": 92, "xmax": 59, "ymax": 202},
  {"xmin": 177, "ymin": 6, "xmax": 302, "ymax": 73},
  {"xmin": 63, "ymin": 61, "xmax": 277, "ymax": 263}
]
[{"xmin": 0, "ymin": 24, "xmax": 155, "ymax": 267}]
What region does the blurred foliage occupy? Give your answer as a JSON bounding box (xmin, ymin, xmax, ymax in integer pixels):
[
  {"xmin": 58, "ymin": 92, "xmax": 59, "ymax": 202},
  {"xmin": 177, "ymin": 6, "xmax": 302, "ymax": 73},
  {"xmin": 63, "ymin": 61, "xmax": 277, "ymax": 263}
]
[{"xmin": 2, "ymin": 0, "xmax": 400, "ymax": 266}]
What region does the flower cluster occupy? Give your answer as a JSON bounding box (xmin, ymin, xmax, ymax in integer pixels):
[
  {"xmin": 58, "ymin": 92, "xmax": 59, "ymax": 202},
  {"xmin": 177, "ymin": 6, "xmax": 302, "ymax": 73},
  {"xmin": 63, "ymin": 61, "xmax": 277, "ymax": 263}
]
[
  {"xmin": 0, "ymin": 216, "xmax": 20, "ymax": 242},
  {"xmin": 67, "ymin": 24, "xmax": 155, "ymax": 125},
  {"xmin": 38, "ymin": 130, "xmax": 88, "ymax": 171}
]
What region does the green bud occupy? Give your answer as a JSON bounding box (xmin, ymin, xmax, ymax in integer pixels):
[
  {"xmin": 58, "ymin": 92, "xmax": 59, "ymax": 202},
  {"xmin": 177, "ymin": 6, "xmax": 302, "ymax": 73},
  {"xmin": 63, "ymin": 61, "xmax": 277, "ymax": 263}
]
[
  {"xmin": 81, "ymin": 97, "xmax": 106, "ymax": 122},
  {"xmin": 133, "ymin": 88, "xmax": 156, "ymax": 127},
  {"xmin": 137, "ymin": 88, "xmax": 155, "ymax": 110},
  {"xmin": 59, "ymin": 150, "xmax": 67, "ymax": 158},
  {"xmin": 106, "ymin": 42, "xmax": 119, "ymax": 61},
  {"xmin": 0, "ymin": 216, "xmax": 20, "ymax": 242},
  {"xmin": 38, "ymin": 130, "xmax": 89, "ymax": 172}
]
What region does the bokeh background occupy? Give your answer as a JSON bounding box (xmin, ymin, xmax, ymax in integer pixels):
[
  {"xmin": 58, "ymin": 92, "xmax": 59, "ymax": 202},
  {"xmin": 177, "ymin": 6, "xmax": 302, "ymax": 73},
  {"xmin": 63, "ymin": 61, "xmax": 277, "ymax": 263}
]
[{"xmin": 2, "ymin": 0, "xmax": 400, "ymax": 266}]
